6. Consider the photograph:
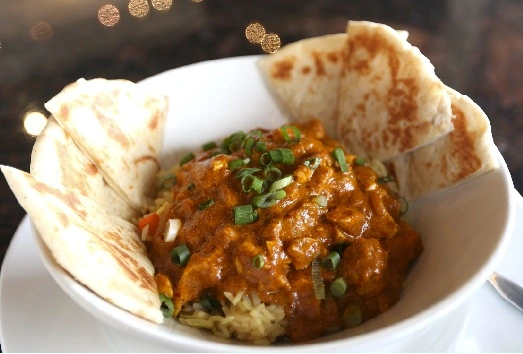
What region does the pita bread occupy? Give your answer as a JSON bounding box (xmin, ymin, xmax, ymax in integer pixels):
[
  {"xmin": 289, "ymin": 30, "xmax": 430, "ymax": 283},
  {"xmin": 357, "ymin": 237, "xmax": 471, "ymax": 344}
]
[
  {"xmin": 1, "ymin": 165, "xmax": 163, "ymax": 324},
  {"xmin": 337, "ymin": 21, "xmax": 454, "ymax": 161},
  {"xmin": 30, "ymin": 116, "xmax": 138, "ymax": 221},
  {"xmin": 389, "ymin": 87, "xmax": 499, "ymax": 200},
  {"xmin": 258, "ymin": 34, "xmax": 347, "ymax": 137},
  {"xmin": 45, "ymin": 78, "xmax": 169, "ymax": 212}
]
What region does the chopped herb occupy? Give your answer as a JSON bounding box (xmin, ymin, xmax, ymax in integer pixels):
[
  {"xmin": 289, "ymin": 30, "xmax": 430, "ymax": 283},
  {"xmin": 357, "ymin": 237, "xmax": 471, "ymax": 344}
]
[
  {"xmin": 322, "ymin": 252, "xmax": 340, "ymax": 270},
  {"xmin": 378, "ymin": 176, "xmax": 395, "ymax": 183},
  {"xmin": 281, "ymin": 125, "xmax": 301, "ymax": 143},
  {"xmin": 252, "ymin": 254, "xmax": 265, "ymax": 269},
  {"xmin": 200, "ymin": 293, "xmax": 221, "ymax": 311},
  {"xmin": 159, "ymin": 293, "xmax": 174, "ymax": 318},
  {"xmin": 180, "ymin": 152, "xmax": 195, "ymax": 166},
  {"xmin": 202, "ymin": 141, "xmax": 217, "ymax": 151},
  {"xmin": 159, "ymin": 174, "xmax": 176, "ymax": 189},
  {"xmin": 170, "ymin": 244, "xmax": 190, "ymax": 266},
  {"xmin": 330, "ymin": 277, "xmax": 347, "ymax": 298},
  {"xmin": 233, "ymin": 204, "xmax": 257, "ymax": 225},
  {"xmin": 269, "ymin": 175, "xmax": 293, "ymax": 192},
  {"xmin": 304, "ymin": 157, "xmax": 321, "ymax": 170},
  {"xmin": 198, "ymin": 199, "xmax": 214, "ymax": 210},
  {"xmin": 251, "ymin": 189, "xmax": 286, "ymax": 208},
  {"xmin": 332, "ymin": 147, "xmax": 348, "ymax": 172}
]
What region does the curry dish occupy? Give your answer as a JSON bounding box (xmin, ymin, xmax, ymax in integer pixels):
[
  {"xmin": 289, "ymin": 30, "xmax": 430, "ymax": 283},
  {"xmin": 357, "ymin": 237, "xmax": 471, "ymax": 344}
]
[{"xmin": 140, "ymin": 119, "xmax": 422, "ymax": 343}]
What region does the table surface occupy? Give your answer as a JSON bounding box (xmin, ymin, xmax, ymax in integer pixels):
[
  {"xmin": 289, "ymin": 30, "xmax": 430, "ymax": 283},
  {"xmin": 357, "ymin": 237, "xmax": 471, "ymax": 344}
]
[{"xmin": 1, "ymin": 0, "xmax": 522, "ymax": 308}]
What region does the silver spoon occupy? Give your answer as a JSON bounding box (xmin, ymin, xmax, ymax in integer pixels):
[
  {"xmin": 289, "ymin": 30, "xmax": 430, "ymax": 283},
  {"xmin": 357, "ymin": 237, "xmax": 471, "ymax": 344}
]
[{"xmin": 488, "ymin": 272, "xmax": 523, "ymax": 312}]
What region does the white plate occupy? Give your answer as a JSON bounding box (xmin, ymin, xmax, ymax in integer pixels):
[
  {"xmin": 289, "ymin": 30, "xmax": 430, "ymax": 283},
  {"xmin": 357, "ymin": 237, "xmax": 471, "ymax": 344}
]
[{"xmin": 0, "ymin": 190, "xmax": 522, "ymax": 352}]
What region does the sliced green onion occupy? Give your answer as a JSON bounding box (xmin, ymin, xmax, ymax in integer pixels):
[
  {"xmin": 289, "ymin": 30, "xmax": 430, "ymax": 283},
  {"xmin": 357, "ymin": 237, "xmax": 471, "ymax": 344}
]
[
  {"xmin": 180, "ymin": 152, "xmax": 195, "ymax": 166},
  {"xmin": 242, "ymin": 137, "xmax": 255, "ymax": 156},
  {"xmin": 262, "ymin": 165, "xmax": 282, "ymax": 179},
  {"xmin": 330, "ymin": 277, "xmax": 347, "ymax": 298},
  {"xmin": 304, "ymin": 157, "xmax": 321, "ymax": 170},
  {"xmin": 252, "ymin": 254, "xmax": 265, "ymax": 269},
  {"xmin": 332, "ymin": 147, "xmax": 348, "ymax": 172},
  {"xmin": 259, "ymin": 153, "xmax": 272, "ymax": 166},
  {"xmin": 241, "ymin": 174, "xmax": 264, "ymax": 193},
  {"xmin": 159, "ymin": 293, "xmax": 174, "ymax": 318},
  {"xmin": 235, "ymin": 167, "xmax": 261, "ymax": 179},
  {"xmin": 221, "ymin": 131, "xmax": 247, "ymax": 153},
  {"xmin": 187, "ymin": 183, "xmax": 195, "ymax": 190},
  {"xmin": 312, "ymin": 258, "xmax": 325, "ymax": 300},
  {"xmin": 170, "ymin": 244, "xmax": 190, "ymax": 266},
  {"xmin": 233, "ymin": 204, "xmax": 257, "ymax": 225},
  {"xmin": 270, "ymin": 148, "xmax": 295, "ymax": 164},
  {"xmin": 343, "ymin": 304, "xmax": 362, "ymax": 328},
  {"xmin": 200, "ymin": 293, "xmax": 221, "ymax": 311},
  {"xmin": 198, "ymin": 199, "xmax": 214, "ymax": 210},
  {"xmin": 281, "ymin": 125, "xmax": 301, "ymax": 143},
  {"xmin": 312, "ymin": 195, "xmax": 328, "ymax": 207},
  {"xmin": 159, "ymin": 174, "xmax": 176, "ymax": 189},
  {"xmin": 269, "ymin": 175, "xmax": 293, "ymax": 192},
  {"xmin": 322, "ymin": 252, "xmax": 340, "ymax": 270},
  {"xmin": 228, "ymin": 158, "xmax": 246, "ymax": 170},
  {"xmin": 399, "ymin": 196, "xmax": 409, "ymax": 216},
  {"xmin": 251, "ymin": 190, "xmax": 286, "ymax": 208},
  {"xmin": 378, "ymin": 176, "xmax": 395, "ymax": 183},
  {"xmin": 354, "ymin": 156, "xmax": 366, "ymax": 166},
  {"xmin": 256, "ymin": 141, "xmax": 267, "ymax": 152},
  {"xmin": 202, "ymin": 141, "xmax": 217, "ymax": 151}
]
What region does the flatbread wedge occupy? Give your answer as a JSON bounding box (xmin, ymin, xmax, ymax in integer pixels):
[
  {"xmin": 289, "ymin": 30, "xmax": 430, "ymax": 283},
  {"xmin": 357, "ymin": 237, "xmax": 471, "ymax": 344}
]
[
  {"xmin": 30, "ymin": 116, "xmax": 138, "ymax": 221},
  {"xmin": 1, "ymin": 165, "xmax": 163, "ymax": 324},
  {"xmin": 389, "ymin": 86, "xmax": 499, "ymax": 200},
  {"xmin": 258, "ymin": 34, "xmax": 347, "ymax": 137},
  {"xmin": 45, "ymin": 78, "xmax": 169, "ymax": 212},
  {"xmin": 337, "ymin": 21, "xmax": 454, "ymax": 161}
]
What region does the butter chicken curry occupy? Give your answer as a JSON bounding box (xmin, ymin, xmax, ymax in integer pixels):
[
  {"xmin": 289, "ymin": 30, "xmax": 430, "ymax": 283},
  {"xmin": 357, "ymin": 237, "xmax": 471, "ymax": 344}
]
[{"xmin": 140, "ymin": 119, "xmax": 422, "ymax": 342}]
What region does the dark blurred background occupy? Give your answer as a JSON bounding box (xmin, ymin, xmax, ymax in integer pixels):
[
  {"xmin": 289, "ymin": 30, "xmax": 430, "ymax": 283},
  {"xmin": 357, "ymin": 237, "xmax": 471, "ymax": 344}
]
[{"xmin": 0, "ymin": 3, "xmax": 522, "ymax": 346}]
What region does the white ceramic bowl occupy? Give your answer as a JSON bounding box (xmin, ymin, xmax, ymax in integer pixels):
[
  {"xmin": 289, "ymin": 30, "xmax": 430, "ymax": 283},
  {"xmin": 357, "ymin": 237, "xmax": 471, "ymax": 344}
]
[{"xmin": 33, "ymin": 56, "xmax": 516, "ymax": 352}]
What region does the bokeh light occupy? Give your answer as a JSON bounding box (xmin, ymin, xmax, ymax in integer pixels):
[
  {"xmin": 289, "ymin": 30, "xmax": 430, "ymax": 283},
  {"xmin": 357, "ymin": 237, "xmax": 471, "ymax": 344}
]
[
  {"xmin": 23, "ymin": 111, "xmax": 48, "ymax": 137},
  {"xmin": 245, "ymin": 22, "xmax": 266, "ymax": 44},
  {"xmin": 261, "ymin": 33, "xmax": 281, "ymax": 54},
  {"xmin": 98, "ymin": 4, "xmax": 120, "ymax": 27},
  {"xmin": 129, "ymin": 0, "xmax": 150, "ymax": 18},
  {"xmin": 151, "ymin": 0, "xmax": 172, "ymax": 11},
  {"xmin": 30, "ymin": 21, "xmax": 53, "ymax": 43}
]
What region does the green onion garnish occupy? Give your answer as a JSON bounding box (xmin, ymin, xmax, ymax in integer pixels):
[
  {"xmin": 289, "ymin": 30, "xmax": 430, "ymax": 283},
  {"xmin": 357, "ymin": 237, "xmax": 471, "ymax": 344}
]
[
  {"xmin": 200, "ymin": 293, "xmax": 221, "ymax": 311},
  {"xmin": 241, "ymin": 174, "xmax": 264, "ymax": 193},
  {"xmin": 312, "ymin": 258, "xmax": 325, "ymax": 300},
  {"xmin": 235, "ymin": 167, "xmax": 261, "ymax": 179},
  {"xmin": 198, "ymin": 199, "xmax": 214, "ymax": 210},
  {"xmin": 159, "ymin": 293, "xmax": 174, "ymax": 318},
  {"xmin": 259, "ymin": 153, "xmax": 272, "ymax": 166},
  {"xmin": 330, "ymin": 277, "xmax": 347, "ymax": 298},
  {"xmin": 251, "ymin": 189, "xmax": 286, "ymax": 208},
  {"xmin": 399, "ymin": 196, "xmax": 409, "ymax": 216},
  {"xmin": 170, "ymin": 244, "xmax": 190, "ymax": 266},
  {"xmin": 312, "ymin": 195, "xmax": 328, "ymax": 207},
  {"xmin": 354, "ymin": 156, "xmax": 365, "ymax": 166},
  {"xmin": 281, "ymin": 125, "xmax": 301, "ymax": 143},
  {"xmin": 252, "ymin": 254, "xmax": 265, "ymax": 269},
  {"xmin": 242, "ymin": 137, "xmax": 255, "ymax": 156},
  {"xmin": 343, "ymin": 304, "xmax": 362, "ymax": 328},
  {"xmin": 228, "ymin": 158, "xmax": 246, "ymax": 170},
  {"xmin": 187, "ymin": 183, "xmax": 195, "ymax": 190},
  {"xmin": 269, "ymin": 175, "xmax": 293, "ymax": 192},
  {"xmin": 262, "ymin": 165, "xmax": 282, "ymax": 179},
  {"xmin": 256, "ymin": 141, "xmax": 267, "ymax": 152},
  {"xmin": 304, "ymin": 157, "xmax": 321, "ymax": 170},
  {"xmin": 202, "ymin": 141, "xmax": 217, "ymax": 151},
  {"xmin": 378, "ymin": 176, "xmax": 395, "ymax": 183},
  {"xmin": 270, "ymin": 148, "xmax": 295, "ymax": 164},
  {"xmin": 180, "ymin": 152, "xmax": 195, "ymax": 166},
  {"xmin": 221, "ymin": 131, "xmax": 247, "ymax": 153},
  {"xmin": 332, "ymin": 147, "xmax": 348, "ymax": 172},
  {"xmin": 159, "ymin": 174, "xmax": 176, "ymax": 189},
  {"xmin": 322, "ymin": 252, "xmax": 340, "ymax": 270},
  {"xmin": 333, "ymin": 242, "xmax": 349, "ymax": 255},
  {"xmin": 233, "ymin": 204, "xmax": 257, "ymax": 225}
]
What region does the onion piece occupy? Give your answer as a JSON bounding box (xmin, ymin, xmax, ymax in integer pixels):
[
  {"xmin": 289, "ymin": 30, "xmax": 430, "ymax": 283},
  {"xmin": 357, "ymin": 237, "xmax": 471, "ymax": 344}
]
[
  {"xmin": 140, "ymin": 223, "xmax": 150, "ymax": 242},
  {"xmin": 164, "ymin": 218, "xmax": 182, "ymax": 242},
  {"xmin": 312, "ymin": 258, "xmax": 325, "ymax": 300}
]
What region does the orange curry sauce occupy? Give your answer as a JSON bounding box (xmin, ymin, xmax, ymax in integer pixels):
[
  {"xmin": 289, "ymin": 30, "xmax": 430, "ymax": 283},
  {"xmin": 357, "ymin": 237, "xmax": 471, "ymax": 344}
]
[{"xmin": 145, "ymin": 120, "xmax": 422, "ymax": 342}]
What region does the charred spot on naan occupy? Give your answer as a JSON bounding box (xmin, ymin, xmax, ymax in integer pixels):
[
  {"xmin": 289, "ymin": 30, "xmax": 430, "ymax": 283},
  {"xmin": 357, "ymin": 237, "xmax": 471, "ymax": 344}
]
[{"xmin": 270, "ymin": 56, "xmax": 296, "ymax": 81}]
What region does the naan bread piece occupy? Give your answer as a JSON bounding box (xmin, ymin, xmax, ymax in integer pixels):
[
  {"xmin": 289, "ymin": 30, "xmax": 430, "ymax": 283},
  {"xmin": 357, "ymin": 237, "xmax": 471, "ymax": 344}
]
[
  {"xmin": 258, "ymin": 34, "xmax": 347, "ymax": 137},
  {"xmin": 390, "ymin": 87, "xmax": 499, "ymax": 200},
  {"xmin": 45, "ymin": 78, "xmax": 169, "ymax": 212},
  {"xmin": 30, "ymin": 117, "xmax": 138, "ymax": 221},
  {"xmin": 337, "ymin": 21, "xmax": 454, "ymax": 161},
  {"xmin": 1, "ymin": 165, "xmax": 163, "ymax": 324}
]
